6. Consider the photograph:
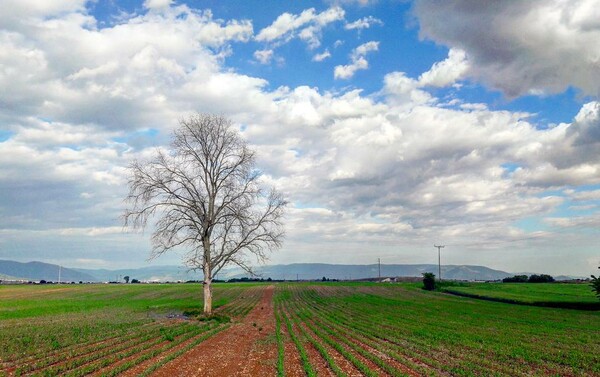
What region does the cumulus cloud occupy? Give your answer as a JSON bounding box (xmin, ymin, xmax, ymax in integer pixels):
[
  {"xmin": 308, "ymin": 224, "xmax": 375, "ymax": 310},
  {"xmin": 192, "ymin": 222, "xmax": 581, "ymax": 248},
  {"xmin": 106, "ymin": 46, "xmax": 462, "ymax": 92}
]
[
  {"xmin": 312, "ymin": 49, "xmax": 331, "ymax": 62},
  {"xmin": 345, "ymin": 16, "xmax": 383, "ymax": 30},
  {"xmin": 256, "ymin": 7, "xmax": 344, "ymax": 49},
  {"xmin": 254, "ymin": 49, "xmax": 274, "ymax": 64},
  {"xmin": 1, "ymin": 1, "xmax": 599, "ymax": 274},
  {"xmin": 143, "ymin": 0, "xmax": 172, "ymax": 10},
  {"xmin": 414, "ymin": 0, "xmax": 600, "ymax": 97},
  {"xmin": 334, "ymin": 41, "xmax": 379, "ymax": 79},
  {"xmin": 418, "ymin": 48, "xmax": 469, "ymax": 87}
]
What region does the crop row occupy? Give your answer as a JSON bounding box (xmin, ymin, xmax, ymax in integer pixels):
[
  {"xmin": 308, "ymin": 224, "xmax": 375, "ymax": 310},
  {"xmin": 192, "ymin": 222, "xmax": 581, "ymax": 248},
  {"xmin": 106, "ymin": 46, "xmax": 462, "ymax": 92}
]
[
  {"xmin": 0, "ymin": 284, "xmax": 264, "ymax": 377},
  {"xmin": 275, "ymin": 284, "xmax": 599, "ymax": 376}
]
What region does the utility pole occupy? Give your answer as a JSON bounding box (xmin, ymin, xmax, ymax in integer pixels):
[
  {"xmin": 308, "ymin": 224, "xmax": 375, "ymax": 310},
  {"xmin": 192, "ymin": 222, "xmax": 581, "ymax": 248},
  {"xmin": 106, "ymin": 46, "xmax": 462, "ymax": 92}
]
[
  {"xmin": 434, "ymin": 245, "xmax": 445, "ymax": 281},
  {"xmin": 58, "ymin": 265, "xmax": 61, "ymax": 284},
  {"xmin": 378, "ymin": 258, "xmax": 381, "ymax": 282}
]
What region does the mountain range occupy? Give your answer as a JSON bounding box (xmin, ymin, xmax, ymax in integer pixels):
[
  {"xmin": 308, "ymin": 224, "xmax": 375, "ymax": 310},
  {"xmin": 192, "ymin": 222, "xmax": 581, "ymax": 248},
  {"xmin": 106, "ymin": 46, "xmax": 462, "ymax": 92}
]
[
  {"xmin": 1, "ymin": 259, "xmax": 581, "ymax": 282},
  {"xmin": 0, "ymin": 260, "xmax": 97, "ymax": 282}
]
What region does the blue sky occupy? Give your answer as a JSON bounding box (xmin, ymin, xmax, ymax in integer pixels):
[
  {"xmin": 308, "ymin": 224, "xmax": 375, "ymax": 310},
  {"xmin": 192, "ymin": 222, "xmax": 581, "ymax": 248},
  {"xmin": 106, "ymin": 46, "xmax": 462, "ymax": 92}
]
[{"xmin": 0, "ymin": 0, "xmax": 599, "ymax": 276}]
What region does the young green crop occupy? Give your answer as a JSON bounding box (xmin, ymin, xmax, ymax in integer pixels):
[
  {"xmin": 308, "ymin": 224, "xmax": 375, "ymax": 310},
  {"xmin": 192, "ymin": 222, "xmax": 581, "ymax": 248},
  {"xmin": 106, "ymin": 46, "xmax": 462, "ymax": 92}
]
[{"xmin": 276, "ymin": 282, "xmax": 600, "ymax": 376}]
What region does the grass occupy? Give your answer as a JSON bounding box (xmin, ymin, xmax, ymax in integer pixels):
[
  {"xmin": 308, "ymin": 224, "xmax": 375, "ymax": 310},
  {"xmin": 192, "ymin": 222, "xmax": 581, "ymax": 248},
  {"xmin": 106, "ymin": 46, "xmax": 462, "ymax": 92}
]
[{"xmin": 440, "ymin": 282, "xmax": 600, "ymax": 309}]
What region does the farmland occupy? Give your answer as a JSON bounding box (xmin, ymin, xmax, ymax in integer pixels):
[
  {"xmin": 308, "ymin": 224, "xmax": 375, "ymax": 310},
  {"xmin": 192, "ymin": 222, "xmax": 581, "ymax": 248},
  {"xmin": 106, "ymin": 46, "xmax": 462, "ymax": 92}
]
[
  {"xmin": 440, "ymin": 282, "xmax": 599, "ymax": 308},
  {"xmin": 1, "ymin": 282, "xmax": 598, "ymax": 376}
]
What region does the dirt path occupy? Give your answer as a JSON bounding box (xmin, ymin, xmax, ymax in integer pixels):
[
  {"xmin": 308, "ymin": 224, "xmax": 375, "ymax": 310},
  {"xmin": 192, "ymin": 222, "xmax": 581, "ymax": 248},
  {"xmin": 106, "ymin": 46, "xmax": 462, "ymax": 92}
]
[{"xmin": 152, "ymin": 285, "xmax": 277, "ymax": 377}]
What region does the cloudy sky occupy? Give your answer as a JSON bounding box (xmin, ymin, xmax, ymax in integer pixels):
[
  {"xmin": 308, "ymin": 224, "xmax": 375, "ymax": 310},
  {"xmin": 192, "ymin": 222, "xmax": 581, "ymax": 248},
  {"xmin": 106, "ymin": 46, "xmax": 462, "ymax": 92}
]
[{"xmin": 1, "ymin": 0, "xmax": 599, "ymax": 276}]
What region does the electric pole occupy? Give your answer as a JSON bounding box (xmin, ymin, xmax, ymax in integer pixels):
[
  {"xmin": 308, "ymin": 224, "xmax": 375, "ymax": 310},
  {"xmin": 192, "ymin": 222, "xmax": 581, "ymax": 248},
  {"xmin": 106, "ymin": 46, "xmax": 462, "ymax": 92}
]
[
  {"xmin": 58, "ymin": 265, "xmax": 61, "ymax": 284},
  {"xmin": 378, "ymin": 258, "xmax": 381, "ymax": 282},
  {"xmin": 434, "ymin": 245, "xmax": 445, "ymax": 281}
]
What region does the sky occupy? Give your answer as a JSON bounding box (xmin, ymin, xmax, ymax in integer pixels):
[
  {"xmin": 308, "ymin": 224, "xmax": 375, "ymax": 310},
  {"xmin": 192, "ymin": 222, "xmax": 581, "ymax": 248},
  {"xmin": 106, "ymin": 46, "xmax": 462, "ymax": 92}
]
[{"xmin": 1, "ymin": 0, "xmax": 599, "ymax": 276}]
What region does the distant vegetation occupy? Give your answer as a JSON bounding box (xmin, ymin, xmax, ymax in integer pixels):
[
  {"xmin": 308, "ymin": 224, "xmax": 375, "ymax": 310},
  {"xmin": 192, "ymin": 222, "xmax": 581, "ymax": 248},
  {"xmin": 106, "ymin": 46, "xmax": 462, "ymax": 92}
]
[
  {"xmin": 502, "ymin": 274, "xmax": 555, "ymax": 283},
  {"xmin": 591, "ymin": 266, "xmax": 600, "ymax": 300},
  {"xmin": 442, "ymin": 282, "xmax": 600, "ymax": 310},
  {"xmin": 422, "ymin": 272, "xmax": 436, "ymax": 290}
]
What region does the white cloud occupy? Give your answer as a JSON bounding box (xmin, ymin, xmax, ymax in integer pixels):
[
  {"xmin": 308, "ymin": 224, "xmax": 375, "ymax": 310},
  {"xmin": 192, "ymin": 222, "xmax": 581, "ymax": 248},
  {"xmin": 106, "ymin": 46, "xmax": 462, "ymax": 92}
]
[
  {"xmin": 352, "ymin": 41, "xmax": 379, "ymax": 57},
  {"xmin": 256, "ymin": 7, "xmax": 344, "ymax": 49},
  {"xmin": 143, "ymin": 0, "xmax": 172, "ymax": 10},
  {"xmin": 414, "ymin": 0, "xmax": 600, "ymax": 97},
  {"xmin": 568, "ymin": 189, "xmax": 600, "ymax": 201},
  {"xmin": 254, "ymin": 49, "xmax": 274, "ymax": 64},
  {"xmin": 418, "ymin": 48, "xmax": 469, "ymax": 87},
  {"xmin": 312, "ymin": 49, "xmax": 331, "ymax": 62},
  {"xmin": 345, "ymin": 16, "xmax": 383, "ymax": 30},
  {"xmin": 334, "ymin": 56, "xmax": 368, "ymax": 79},
  {"xmin": 1, "ymin": 1, "xmax": 599, "ymax": 275},
  {"xmin": 58, "ymin": 227, "xmax": 124, "ymax": 236},
  {"xmin": 334, "ymin": 41, "xmax": 379, "ymax": 79}
]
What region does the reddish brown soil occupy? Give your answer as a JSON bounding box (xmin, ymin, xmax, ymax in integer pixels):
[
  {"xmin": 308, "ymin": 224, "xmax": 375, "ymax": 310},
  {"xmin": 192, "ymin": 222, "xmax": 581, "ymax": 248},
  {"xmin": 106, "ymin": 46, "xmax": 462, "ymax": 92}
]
[
  {"xmin": 151, "ymin": 285, "xmax": 277, "ymax": 377},
  {"xmin": 292, "ymin": 323, "xmax": 335, "ymax": 377},
  {"xmin": 117, "ymin": 323, "xmax": 225, "ymax": 377},
  {"xmin": 279, "ymin": 322, "xmax": 305, "ymax": 377},
  {"xmin": 295, "ymin": 320, "xmax": 363, "ymax": 376}
]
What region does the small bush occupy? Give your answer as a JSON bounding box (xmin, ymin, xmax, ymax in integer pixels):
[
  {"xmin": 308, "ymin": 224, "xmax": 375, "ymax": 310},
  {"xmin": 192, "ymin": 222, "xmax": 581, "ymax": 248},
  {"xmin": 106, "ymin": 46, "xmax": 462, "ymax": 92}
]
[
  {"xmin": 422, "ymin": 272, "xmax": 436, "ymax": 291},
  {"xmin": 503, "ymin": 275, "xmax": 529, "ymax": 283},
  {"xmin": 528, "ymin": 274, "xmax": 555, "ymax": 283},
  {"xmin": 591, "ymin": 267, "xmax": 600, "ymax": 300}
]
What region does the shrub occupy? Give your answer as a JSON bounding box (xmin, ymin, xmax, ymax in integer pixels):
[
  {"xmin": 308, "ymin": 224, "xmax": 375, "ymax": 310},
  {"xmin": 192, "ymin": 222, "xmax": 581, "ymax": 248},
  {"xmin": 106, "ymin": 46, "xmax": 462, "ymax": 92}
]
[
  {"xmin": 502, "ymin": 275, "xmax": 529, "ymax": 283},
  {"xmin": 528, "ymin": 274, "xmax": 555, "ymax": 283},
  {"xmin": 591, "ymin": 267, "xmax": 600, "ymax": 300},
  {"xmin": 422, "ymin": 272, "xmax": 436, "ymax": 291}
]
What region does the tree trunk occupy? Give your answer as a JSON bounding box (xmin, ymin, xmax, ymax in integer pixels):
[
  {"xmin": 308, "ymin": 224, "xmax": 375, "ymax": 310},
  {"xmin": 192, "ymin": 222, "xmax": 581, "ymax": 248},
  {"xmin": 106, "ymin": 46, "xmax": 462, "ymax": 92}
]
[
  {"xmin": 203, "ymin": 280, "xmax": 212, "ymax": 314},
  {"xmin": 203, "ymin": 261, "xmax": 212, "ymax": 314}
]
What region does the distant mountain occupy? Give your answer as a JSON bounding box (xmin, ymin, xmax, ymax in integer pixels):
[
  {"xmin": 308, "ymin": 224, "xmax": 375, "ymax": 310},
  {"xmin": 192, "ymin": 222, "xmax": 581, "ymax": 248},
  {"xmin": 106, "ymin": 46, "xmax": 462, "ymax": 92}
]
[
  {"xmin": 223, "ymin": 263, "xmax": 514, "ymax": 281},
  {"xmin": 0, "ymin": 260, "xmax": 98, "ymax": 282},
  {"xmin": 3, "ymin": 260, "xmax": 573, "ymax": 283},
  {"xmin": 72, "ymin": 265, "xmax": 198, "ymax": 282},
  {"xmin": 0, "ymin": 272, "xmax": 23, "ymax": 280}
]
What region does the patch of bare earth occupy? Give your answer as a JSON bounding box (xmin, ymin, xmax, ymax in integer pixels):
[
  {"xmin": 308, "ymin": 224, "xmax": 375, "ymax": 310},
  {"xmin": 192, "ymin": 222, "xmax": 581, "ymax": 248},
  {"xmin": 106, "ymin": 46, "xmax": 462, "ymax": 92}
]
[
  {"xmin": 280, "ymin": 305, "xmax": 334, "ymax": 377},
  {"xmin": 278, "ymin": 317, "xmax": 304, "ymax": 377},
  {"xmin": 151, "ymin": 285, "xmax": 277, "ymax": 377}
]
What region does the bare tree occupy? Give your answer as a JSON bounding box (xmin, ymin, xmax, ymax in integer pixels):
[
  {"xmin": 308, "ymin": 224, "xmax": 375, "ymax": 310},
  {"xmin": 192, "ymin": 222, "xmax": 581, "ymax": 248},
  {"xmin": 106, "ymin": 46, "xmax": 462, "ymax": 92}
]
[{"xmin": 123, "ymin": 114, "xmax": 286, "ymax": 314}]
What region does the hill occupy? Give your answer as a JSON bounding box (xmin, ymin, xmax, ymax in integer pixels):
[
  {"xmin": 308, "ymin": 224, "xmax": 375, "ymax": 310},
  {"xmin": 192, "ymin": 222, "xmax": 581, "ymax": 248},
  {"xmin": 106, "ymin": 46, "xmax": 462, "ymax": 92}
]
[
  {"xmin": 224, "ymin": 263, "xmax": 514, "ymax": 281},
  {"xmin": 0, "ymin": 260, "xmax": 98, "ymax": 282},
  {"xmin": 4, "ymin": 260, "xmax": 576, "ymax": 283},
  {"xmin": 72, "ymin": 265, "xmax": 197, "ymax": 282}
]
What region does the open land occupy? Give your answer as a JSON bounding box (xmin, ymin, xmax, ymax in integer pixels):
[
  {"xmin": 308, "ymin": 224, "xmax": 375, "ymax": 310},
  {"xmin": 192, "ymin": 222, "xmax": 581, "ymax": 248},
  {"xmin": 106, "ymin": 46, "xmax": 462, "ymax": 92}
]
[{"xmin": 0, "ymin": 282, "xmax": 598, "ymax": 376}]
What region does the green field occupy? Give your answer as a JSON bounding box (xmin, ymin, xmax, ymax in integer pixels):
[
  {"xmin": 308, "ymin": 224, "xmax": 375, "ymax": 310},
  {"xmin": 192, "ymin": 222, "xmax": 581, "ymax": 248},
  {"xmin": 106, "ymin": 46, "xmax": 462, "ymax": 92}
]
[
  {"xmin": 1, "ymin": 282, "xmax": 598, "ymax": 376},
  {"xmin": 0, "ymin": 283, "xmax": 262, "ymax": 376},
  {"xmin": 440, "ymin": 282, "xmax": 599, "ymax": 309}
]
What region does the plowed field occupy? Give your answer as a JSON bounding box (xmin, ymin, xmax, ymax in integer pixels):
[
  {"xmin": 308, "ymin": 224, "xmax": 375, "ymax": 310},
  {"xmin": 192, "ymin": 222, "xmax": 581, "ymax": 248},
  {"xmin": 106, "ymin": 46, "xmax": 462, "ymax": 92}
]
[{"xmin": 0, "ymin": 282, "xmax": 598, "ymax": 376}]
